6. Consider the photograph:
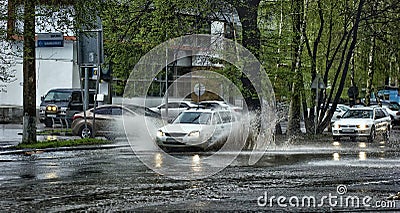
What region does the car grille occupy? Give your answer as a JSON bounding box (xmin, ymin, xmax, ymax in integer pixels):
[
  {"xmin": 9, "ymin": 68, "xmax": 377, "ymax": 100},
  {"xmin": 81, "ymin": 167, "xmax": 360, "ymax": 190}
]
[
  {"xmin": 340, "ymin": 125, "xmax": 357, "ymax": 128},
  {"xmin": 165, "ymin": 132, "xmax": 187, "ymax": 137},
  {"xmin": 164, "ymin": 138, "xmax": 185, "ymax": 145}
]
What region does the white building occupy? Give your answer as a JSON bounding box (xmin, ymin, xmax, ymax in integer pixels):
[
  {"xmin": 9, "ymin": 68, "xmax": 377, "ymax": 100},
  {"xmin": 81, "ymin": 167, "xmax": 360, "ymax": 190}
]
[
  {"xmin": 0, "ymin": 36, "xmax": 80, "ymax": 123},
  {"xmin": 0, "ymin": 36, "xmax": 79, "ymax": 106}
]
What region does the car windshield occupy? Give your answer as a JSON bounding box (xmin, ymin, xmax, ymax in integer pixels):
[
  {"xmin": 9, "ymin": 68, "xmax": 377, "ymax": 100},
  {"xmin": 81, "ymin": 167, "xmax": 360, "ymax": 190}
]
[
  {"xmin": 342, "ymin": 109, "xmax": 373, "ymax": 119},
  {"xmin": 389, "ymin": 103, "xmax": 400, "ymax": 111},
  {"xmin": 44, "ymin": 91, "xmax": 71, "ymax": 101},
  {"xmin": 173, "ymin": 112, "xmax": 212, "ymax": 124}
]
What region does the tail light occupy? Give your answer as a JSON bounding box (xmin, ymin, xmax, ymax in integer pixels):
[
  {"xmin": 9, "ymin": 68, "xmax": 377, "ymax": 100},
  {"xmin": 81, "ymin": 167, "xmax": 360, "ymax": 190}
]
[{"xmin": 72, "ymin": 114, "xmax": 83, "ymax": 120}]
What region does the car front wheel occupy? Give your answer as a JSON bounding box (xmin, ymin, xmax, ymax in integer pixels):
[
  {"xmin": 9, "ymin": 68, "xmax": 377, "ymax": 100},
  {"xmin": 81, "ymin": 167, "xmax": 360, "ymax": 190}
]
[
  {"xmin": 384, "ymin": 126, "xmax": 390, "ymax": 142},
  {"xmin": 79, "ymin": 125, "xmax": 93, "ymax": 138},
  {"xmin": 44, "ymin": 119, "xmax": 53, "ymax": 128}
]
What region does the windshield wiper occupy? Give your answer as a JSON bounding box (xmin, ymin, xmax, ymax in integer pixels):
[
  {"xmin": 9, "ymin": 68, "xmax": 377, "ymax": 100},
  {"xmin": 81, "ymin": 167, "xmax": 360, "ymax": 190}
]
[{"xmin": 190, "ymin": 114, "xmax": 202, "ymax": 123}]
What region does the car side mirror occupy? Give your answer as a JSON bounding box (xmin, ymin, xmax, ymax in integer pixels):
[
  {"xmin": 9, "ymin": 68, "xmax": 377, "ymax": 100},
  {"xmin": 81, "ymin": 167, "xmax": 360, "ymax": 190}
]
[
  {"xmin": 41, "ymin": 96, "xmax": 44, "ymax": 101},
  {"xmin": 157, "ymin": 106, "xmax": 161, "ymax": 110},
  {"xmin": 336, "ymin": 115, "xmax": 342, "ymax": 119}
]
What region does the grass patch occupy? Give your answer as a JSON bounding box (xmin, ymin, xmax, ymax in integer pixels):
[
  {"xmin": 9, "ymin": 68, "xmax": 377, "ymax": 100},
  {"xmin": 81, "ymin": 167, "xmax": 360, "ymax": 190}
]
[
  {"xmin": 37, "ymin": 129, "xmax": 72, "ymax": 135},
  {"xmin": 14, "ymin": 138, "xmax": 111, "ymax": 149}
]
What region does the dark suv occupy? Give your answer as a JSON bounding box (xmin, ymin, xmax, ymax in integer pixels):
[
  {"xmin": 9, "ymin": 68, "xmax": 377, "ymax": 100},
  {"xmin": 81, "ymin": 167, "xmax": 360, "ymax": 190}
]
[{"xmin": 39, "ymin": 88, "xmax": 95, "ymax": 127}]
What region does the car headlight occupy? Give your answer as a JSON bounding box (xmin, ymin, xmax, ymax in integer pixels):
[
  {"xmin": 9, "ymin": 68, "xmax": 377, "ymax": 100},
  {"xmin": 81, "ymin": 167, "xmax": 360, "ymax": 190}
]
[
  {"xmin": 356, "ymin": 124, "xmax": 369, "ymax": 129},
  {"xmin": 188, "ymin": 131, "xmax": 200, "ymax": 137},
  {"xmin": 157, "ymin": 130, "xmax": 165, "ymax": 137}
]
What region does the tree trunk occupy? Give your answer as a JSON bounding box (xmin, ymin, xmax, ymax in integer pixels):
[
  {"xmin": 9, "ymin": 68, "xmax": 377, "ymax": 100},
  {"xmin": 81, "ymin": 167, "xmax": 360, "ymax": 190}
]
[
  {"xmin": 286, "ymin": 0, "xmax": 303, "ymax": 136},
  {"xmin": 302, "ymin": 0, "xmax": 323, "ymax": 134},
  {"xmin": 22, "ymin": 0, "xmax": 37, "ymax": 144},
  {"xmin": 364, "ymin": 36, "xmax": 376, "ymax": 106},
  {"xmin": 234, "ymin": 0, "xmax": 261, "ymax": 110},
  {"xmin": 319, "ymin": 0, "xmax": 365, "ymax": 133}
]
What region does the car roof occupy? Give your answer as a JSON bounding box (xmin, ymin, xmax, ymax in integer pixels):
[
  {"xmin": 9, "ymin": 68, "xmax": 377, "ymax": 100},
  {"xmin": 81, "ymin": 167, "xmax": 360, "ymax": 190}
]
[
  {"xmin": 349, "ymin": 106, "xmax": 378, "ymax": 110},
  {"xmin": 199, "ymin": 100, "xmax": 227, "ymax": 104},
  {"xmin": 89, "ymin": 104, "xmax": 133, "ymax": 112},
  {"xmin": 184, "ymin": 108, "xmax": 233, "ymax": 113},
  {"xmin": 158, "ymin": 100, "xmax": 197, "ymax": 105},
  {"xmin": 47, "ymin": 88, "xmax": 96, "ymax": 92}
]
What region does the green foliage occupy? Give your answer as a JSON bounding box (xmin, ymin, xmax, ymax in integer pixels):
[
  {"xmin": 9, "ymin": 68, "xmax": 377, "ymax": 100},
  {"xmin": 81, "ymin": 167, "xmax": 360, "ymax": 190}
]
[
  {"xmin": 99, "ymin": 0, "xmax": 215, "ymax": 95},
  {"xmin": 14, "ymin": 138, "xmax": 111, "ymax": 149}
]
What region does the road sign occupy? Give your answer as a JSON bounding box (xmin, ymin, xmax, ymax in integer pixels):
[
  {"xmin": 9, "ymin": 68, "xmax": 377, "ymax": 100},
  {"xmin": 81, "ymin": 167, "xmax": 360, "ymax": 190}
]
[
  {"xmin": 311, "ymin": 75, "xmax": 326, "ymax": 89},
  {"xmin": 194, "ymin": 83, "xmax": 205, "ymax": 96},
  {"xmin": 77, "ymin": 31, "xmax": 104, "ymax": 66},
  {"xmin": 37, "ymin": 33, "xmax": 64, "ymax": 47}
]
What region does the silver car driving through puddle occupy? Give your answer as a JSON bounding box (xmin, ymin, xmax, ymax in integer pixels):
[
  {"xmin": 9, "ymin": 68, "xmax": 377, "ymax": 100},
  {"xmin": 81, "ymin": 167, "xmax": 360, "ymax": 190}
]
[{"xmin": 155, "ymin": 108, "xmax": 238, "ymax": 151}]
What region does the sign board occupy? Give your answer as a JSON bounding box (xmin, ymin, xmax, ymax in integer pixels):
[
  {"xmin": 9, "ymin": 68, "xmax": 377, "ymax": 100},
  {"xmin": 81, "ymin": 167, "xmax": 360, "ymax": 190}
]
[
  {"xmin": 194, "ymin": 83, "xmax": 206, "ymax": 96},
  {"xmin": 77, "ymin": 31, "xmax": 104, "ymax": 66},
  {"xmin": 37, "ymin": 33, "xmax": 64, "ymax": 47},
  {"xmin": 311, "ymin": 75, "xmax": 326, "ymax": 89}
]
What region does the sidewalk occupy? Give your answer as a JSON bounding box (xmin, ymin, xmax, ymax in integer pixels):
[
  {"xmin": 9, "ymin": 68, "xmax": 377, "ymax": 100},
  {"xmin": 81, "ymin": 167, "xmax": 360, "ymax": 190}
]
[
  {"xmin": 0, "ymin": 124, "xmax": 22, "ymax": 148},
  {"xmin": 0, "ymin": 124, "xmax": 131, "ymax": 154},
  {"xmin": 0, "ymin": 124, "xmax": 81, "ymax": 148}
]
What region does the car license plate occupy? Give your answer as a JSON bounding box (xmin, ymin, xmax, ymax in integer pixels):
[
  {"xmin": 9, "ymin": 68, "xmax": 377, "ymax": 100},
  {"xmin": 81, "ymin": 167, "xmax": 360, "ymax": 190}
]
[
  {"xmin": 47, "ymin": 114, "xmax": 56, "ymax": 118},
  {"xmin": 342, "ymin": 129, "xmax": 354, "ymax": 133}
]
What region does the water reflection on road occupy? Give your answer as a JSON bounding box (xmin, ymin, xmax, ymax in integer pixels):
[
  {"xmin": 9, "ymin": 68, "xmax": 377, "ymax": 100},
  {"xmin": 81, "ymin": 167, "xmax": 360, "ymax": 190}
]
[{"xmin": 0, "ymin": 135, "xmax": 399, "ymax": 211}]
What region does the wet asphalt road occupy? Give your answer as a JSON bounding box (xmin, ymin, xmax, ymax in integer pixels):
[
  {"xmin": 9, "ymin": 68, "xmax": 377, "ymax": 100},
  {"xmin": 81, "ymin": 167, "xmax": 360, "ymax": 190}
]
[{"xmin": 0, "ymin": 125, "xmax": 399, "ymax": 212}]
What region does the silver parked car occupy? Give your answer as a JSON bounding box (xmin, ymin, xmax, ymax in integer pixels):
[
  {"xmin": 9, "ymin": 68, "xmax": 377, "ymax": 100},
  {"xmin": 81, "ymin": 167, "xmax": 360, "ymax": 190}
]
[
  {"xmin": 332, "ymin": 106, "xmax": 391, "ymax": 142},
  {"xmin": 71, "ymin": 105, "xmax": 137, "ymax": 140}
]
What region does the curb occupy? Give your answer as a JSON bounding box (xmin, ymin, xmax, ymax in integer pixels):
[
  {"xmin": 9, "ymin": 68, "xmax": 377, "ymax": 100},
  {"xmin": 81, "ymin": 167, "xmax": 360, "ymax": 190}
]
[{"xmin": 0, "ymin": 144, "xmax": 131, "ymax": 155}]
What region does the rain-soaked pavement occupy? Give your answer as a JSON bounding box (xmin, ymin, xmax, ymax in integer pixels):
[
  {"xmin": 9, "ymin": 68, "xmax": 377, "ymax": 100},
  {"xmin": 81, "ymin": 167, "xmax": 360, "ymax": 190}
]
[{"xmin": 0, "ymin": 124, "xmax": 399, "ymax": 212}]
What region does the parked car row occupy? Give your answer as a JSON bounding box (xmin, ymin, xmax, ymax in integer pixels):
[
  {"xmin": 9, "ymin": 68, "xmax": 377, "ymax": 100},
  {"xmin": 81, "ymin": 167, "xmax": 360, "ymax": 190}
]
[
  {"xmin": 149, "ymin": 100, "xmax": 242, "ymax": 121},
  {"xmin": 70, "ymin": 100, "xmax": 241, "ymax": 151}
]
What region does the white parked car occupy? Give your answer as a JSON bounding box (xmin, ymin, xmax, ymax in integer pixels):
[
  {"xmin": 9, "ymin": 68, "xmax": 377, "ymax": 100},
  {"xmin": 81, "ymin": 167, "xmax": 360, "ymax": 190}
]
[
  {"xmin": 325, "ymin": 104, "xmax": 349, "ymax": 131},
  {"xmin": 332, "ymin": 106, "xmax": 391, "ymax": 142},
  {"xmin": 380, "ymin": 102, "xmax": 400, "ymax": 125},
  {"xmin": 149, "ymin": 101, "xmax": 198, "ymax": 121},
  {"xmin": 155, "ymin": 108, "xmax": 238, "ymax": 151},
  {"xmin": 199, "ymin": 100, "xmax": 243, "ymax": 113},
  {"xmin": 331, "ymin": 104, "xmax": 350, "ymax": 123}
]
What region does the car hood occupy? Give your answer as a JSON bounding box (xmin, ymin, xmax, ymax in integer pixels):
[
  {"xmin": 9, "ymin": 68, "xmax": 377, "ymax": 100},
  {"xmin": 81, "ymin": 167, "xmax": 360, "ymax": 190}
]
[
  {"xmin": 40, "ymin": 101, "xmax": 69, "ymax": 107},
  {"xmin": 335, "ymin": 118, "xmax": 373, "ymax": 125},
  {"xmin": 159, "ymin": 124, "xmax": 211, "ymax": 133}
]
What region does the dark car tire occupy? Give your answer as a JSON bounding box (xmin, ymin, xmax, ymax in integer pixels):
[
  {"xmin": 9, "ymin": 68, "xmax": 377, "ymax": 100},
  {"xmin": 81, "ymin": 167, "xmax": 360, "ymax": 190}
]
[
  {"xmin": 79, "ymin": 125, "xmax": 93, "ymax": 138},
  {"xmin": 44, "ymin": 120, "xmax": 53, "ymax": 128},
  {"xmin": 368, "ymin": 126, "xmax": 375, "ymax": 142},
  {"xmin": 384, "ymin": 126, "xmax": 390, "ymax": 142}
]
